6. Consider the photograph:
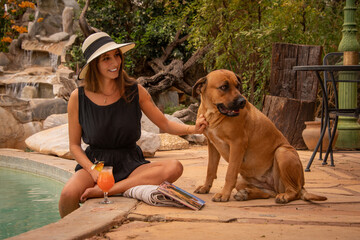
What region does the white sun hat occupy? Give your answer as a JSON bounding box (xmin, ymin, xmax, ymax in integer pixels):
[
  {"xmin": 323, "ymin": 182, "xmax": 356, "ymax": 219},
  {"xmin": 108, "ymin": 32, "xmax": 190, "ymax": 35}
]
[{"xmin": 78, "ymin": 32, "xmax": 135, "ymax": 80}]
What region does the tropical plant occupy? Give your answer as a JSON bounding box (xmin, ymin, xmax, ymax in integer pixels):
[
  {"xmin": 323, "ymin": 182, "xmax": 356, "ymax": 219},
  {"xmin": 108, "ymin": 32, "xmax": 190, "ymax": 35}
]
[{"xmin": 0, "ymin": 0, "xmax": 35, "ymax": 52}]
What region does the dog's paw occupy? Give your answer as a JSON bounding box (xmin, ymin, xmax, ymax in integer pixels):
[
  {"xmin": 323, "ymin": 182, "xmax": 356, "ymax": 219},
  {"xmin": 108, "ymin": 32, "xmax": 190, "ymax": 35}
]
[
  {"xmin": 212, "ymin": 193, "xmax": 230, "ymax": 202},
  {"xmin": 234, "ymin": 189, "xmax": 248, "ymax": 201},
  {"xmin": 194, "ymin": 185, "xmax": 211, "ymax": 194},
  {"xmin": 275, "ymin": 193, "xmax": 290, "ymax": 204}
]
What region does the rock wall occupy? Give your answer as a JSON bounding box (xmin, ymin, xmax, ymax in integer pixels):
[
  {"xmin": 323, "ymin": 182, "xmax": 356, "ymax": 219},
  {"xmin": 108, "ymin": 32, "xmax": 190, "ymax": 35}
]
[{"xmin": 0, "ymin": 94, "xmax": 67, "ymax": 149}]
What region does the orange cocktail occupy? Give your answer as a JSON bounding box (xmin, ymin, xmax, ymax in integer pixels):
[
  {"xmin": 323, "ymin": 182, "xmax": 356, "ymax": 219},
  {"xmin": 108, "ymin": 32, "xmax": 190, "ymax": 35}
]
[{"xmin": 97, "ymin": 166, "xmax": 115, "ymax": 204}]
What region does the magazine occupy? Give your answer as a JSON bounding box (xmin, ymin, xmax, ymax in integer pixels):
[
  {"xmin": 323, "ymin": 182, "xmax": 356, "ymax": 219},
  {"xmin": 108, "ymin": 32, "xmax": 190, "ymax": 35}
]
[{"xmin": 157, "ymin": 181, "xmax": 205, "ymax": 210}]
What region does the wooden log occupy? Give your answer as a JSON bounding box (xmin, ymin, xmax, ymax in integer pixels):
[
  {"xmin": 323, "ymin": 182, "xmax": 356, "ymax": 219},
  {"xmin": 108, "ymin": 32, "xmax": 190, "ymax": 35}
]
[{"xmin": 262, "ymin": 95, "xmax": 316, "ymax": 149}]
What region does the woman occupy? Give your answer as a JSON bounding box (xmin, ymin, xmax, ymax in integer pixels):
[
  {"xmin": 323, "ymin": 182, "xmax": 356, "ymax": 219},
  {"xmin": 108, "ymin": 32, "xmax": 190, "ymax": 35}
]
[{"xmin": 58, "ymin": 32, "xmax": 208, "ymax": 218}]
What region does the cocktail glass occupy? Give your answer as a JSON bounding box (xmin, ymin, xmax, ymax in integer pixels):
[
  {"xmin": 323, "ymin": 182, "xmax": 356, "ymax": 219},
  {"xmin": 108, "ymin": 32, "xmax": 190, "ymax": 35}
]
[{"xmin": 97, "ymin": 166, "xmax": 115, "ymax": 204}]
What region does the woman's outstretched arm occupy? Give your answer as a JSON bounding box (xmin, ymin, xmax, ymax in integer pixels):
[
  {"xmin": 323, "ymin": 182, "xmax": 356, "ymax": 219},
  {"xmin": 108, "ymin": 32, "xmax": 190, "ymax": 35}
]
[{"xmin": 138, "ymin": 84, "xmax": 208, "ymax": 135}]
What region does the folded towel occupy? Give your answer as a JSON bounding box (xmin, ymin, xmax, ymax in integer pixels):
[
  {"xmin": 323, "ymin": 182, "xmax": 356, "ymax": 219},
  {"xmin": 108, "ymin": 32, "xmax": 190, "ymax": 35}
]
[{"xmin": 123, "ymin": 185, "xmax": 185, "ymax": 208}]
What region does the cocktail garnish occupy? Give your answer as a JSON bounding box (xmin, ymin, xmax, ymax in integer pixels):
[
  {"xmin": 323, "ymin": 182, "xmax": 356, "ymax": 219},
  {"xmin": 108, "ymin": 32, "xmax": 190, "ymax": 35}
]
[{"xmin": 91, "ymin": 159, "xmax": 104, "ymax": 172}]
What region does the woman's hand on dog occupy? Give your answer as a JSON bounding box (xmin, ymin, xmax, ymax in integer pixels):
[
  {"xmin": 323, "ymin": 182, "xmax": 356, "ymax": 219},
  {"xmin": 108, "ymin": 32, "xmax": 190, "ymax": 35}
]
[{"xmin": 194, "ymin": 114, "xmax": 208, "ymax": 134}]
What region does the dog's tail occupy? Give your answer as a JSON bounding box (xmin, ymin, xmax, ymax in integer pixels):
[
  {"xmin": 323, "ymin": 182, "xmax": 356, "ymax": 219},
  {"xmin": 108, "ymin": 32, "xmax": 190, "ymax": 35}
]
[{"xmin": 300, "ymin": 189, "xmax": 327, "ymax": 201}]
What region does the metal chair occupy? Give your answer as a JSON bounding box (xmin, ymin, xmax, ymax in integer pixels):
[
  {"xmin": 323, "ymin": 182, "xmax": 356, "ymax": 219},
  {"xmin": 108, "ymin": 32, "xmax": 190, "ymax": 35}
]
[{"xmin": 319, "ymin": 52, "xmax": 360, "ymax": 166}]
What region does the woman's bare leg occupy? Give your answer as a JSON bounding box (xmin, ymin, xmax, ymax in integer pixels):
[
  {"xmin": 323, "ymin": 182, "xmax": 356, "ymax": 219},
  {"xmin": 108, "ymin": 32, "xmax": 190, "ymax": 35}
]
[
  {"xmin": 58, "ymin": 169, "xmax": 95, "ymax": 218},
  {"xmin": 80, "ymin": 159, "xmax": 183, "ymax": 201},
  {"xmin": 116, "ymin": 159, "xmax": 184, "ymax": 192}
]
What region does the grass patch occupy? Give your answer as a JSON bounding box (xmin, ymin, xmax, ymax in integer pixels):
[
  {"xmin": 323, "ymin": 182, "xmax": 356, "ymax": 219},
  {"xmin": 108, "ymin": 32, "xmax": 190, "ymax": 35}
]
[{"xmin": 164, "ymin": 104, "xmax": 186, "ymax": 115}]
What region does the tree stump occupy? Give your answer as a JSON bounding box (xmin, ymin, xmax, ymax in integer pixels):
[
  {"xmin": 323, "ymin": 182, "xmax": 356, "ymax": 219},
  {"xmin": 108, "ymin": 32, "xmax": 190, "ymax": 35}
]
[
  {"xmin": 262, "ymin": 95, "xmax": 316, "ymax": 149},
  {"xmin": 263, "ymin": 43, "xmax": 322, "ymax": 149},
  {"xmin": 269, "ymin": 43, "xmax": 322, "ymax": 102}
]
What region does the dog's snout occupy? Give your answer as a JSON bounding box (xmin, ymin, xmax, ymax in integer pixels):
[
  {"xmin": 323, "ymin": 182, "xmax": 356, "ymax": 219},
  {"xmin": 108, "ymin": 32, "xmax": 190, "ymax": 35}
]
[
  {"xmin": 227, "ymin": 96, "xmax": 246, "ymax": 111},
  {"xmin": 234, "ymin": 97, "xmax": 246, "ymax": 109}
]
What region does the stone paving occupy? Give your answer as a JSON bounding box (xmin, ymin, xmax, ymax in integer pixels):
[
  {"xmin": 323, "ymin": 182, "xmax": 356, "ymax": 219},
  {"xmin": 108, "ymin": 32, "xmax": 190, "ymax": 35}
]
[{"xmin": 1, "ymin": 146, "xmax": 360, "ymax": 240}]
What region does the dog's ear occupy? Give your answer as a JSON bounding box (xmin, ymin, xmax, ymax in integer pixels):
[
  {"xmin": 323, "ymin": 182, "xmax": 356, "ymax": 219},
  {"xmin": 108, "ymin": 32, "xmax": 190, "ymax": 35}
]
[
  {"xmin": 235, "ymin": 74, "xmax": 243, "ymax": 93},
  {"xmin": 192, "ymin": 77, "xmax": 207, "ymax": 99}
]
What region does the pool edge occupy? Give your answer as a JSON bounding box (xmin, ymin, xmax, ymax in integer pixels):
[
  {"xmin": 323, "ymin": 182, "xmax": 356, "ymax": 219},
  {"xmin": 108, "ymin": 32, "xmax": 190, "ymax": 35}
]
[{"xmin": 0, "ymin": 148, "xmax": 137, "ymax": 240}]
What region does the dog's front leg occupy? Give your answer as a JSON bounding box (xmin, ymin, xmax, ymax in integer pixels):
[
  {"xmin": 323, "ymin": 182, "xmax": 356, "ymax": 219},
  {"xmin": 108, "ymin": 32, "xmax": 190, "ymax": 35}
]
[
  {"xmin": 212, "ymin": 143, "xmax": 244, "ymax": 202},
  {"xmin": 194, "ymin": 141, "xmax": 220, "ymax": 194}
]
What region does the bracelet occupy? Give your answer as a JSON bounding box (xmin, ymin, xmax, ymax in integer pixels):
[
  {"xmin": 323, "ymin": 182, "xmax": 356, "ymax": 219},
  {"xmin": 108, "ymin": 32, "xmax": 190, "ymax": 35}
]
[{"xmin": 186, "ymin": 125, "xmax": 191, "ymax": 135}]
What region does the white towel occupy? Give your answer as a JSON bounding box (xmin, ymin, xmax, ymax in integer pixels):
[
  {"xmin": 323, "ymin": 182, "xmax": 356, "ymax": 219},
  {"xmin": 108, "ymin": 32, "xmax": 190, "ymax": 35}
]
[{"xmin": 123, "ymin": 185, "xmax": 185, "ymax": 208}]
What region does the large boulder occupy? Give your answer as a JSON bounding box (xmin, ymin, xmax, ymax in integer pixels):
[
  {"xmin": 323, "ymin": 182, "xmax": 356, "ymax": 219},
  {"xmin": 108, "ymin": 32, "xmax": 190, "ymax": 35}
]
[
  {"xmin": 30, "ymin": 98, "xmax": 68, "ymax": 121},
  {"xmin": 17, "ymin": 121, "xmax": 43, "ymax": 149},
  {"xmin": 52, "ymin": 67, "xmax": 77, "ymax": 100},
  {"xmin": 137, "ymin": 130, "xmax": 161, "ymax": 158},
  {"xmin": 62, "ymin": 7, "xmax": 74, "ymax": 35},
  {"xmin": 25, "ymin": 124, "xmax": 81, "ymax": 159},
  {"xmin": 141, "ymin": 112, "xmax": 184, "ymax": 134},
  {"xmin": 0, "ymin": 106, "xmax": 43, "ymax": 149},
  {"xmin": 39, "ymin": 32, "xmax": 70, "ymax": 43},
  {"xmin": 141, "ymin": 113, "xmax": 160, "ymax": 134},
  {"xmin": 0, "ymin": 107, "xmax": 24, "ymax": 148},
  {"xmin": 0, "ymin": 52, "xmax": 11, "ymax": 66},
  {"xmin": 183, "ymin": 134, "xmax": 207, "ymax": 145},
  {"xmin": 172, "ymin": 103, "xmax": 199, "ymax": 123},
  {"xmin": 43, "ymin": 113, "xmax": 68, "ymax": 129},
  {"xmin": 159, "ymin": 133, "xmax": 189, "ymax": 151}
]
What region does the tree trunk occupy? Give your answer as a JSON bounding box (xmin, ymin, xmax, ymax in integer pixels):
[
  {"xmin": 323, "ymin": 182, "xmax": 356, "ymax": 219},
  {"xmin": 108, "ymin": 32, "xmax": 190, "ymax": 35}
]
[
  {"xmin": 137, "ymin": 29, "xmax": 211, "ymax": 98},
  {"xmin": 79, "ymin": 0, "xmax": 97, "ymax": 38},
  {"xmin": 137, "ymin": 59, "xmax": 192, "ymax": 97}
]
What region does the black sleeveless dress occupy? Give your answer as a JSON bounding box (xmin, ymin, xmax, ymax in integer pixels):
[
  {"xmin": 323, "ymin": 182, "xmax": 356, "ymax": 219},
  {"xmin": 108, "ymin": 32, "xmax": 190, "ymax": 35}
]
[{"xmin": 75, "ymin": 84, "xmax": 150, "ymax": 182}]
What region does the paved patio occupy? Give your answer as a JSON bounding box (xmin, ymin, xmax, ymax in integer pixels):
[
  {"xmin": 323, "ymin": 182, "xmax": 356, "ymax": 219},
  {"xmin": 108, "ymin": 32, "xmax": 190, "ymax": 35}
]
[{"xmin": 1, "ymin": 146, "xmax": 360, "ymax": 240}]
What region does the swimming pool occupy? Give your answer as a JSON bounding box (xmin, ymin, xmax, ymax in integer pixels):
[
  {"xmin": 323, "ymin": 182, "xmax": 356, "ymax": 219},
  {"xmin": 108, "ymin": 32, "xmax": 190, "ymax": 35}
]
[{"xmin": 0, "ymin": 167, "xmax": 64, "ymax": 239}]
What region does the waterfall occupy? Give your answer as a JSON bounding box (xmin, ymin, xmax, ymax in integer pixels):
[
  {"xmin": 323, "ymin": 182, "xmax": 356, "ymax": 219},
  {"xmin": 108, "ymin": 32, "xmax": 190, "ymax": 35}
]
[
  {"xmin": 49, "ymin": 53, "xmax": 59, "ymax": 71},
  {"xmin": 5, "ymin": 82, "xmax": 39, "ymax": 98},
  {"xmin": 23, "ymin": 50, "xmax": 33, "ymax": 67}
]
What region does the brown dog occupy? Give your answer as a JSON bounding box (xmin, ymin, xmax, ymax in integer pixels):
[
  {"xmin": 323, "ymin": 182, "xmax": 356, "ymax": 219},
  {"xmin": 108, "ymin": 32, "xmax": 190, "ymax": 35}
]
[{"xmin": 192, "ymin": 69, "xmax": 327, "ymax": 203}]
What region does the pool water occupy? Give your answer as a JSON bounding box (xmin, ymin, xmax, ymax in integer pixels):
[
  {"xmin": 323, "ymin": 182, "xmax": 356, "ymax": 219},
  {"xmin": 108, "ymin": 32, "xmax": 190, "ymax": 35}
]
[{"xmin": 0, "ymin": 167, "xmax": 64, "ymax": 239}]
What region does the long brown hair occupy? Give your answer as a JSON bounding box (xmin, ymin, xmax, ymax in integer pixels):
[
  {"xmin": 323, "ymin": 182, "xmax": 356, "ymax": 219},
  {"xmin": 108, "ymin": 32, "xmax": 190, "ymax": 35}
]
[{"xmin": 83, "ymin": 50, "xmax": 137, "ymax": 102}]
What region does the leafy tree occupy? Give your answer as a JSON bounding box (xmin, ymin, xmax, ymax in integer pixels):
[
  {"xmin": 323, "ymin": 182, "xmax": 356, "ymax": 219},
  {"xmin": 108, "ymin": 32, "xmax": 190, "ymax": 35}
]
[{"xmin": 188, "ymin": 0, "xmax": 357, "ymax": 107}]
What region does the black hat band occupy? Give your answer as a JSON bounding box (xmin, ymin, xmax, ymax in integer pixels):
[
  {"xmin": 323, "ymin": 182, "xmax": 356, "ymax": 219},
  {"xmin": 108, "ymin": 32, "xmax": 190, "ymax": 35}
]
[{"xmin": 83, "ymin": 36, "xmax": 114, "ymax": 61}]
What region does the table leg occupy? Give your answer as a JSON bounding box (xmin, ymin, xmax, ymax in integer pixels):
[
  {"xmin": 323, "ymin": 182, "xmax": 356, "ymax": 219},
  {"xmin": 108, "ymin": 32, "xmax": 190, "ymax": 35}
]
[
  {"xmin": 322, "ymin": 71, "xmax": 339, "ymax": 167},
  {"xmin": 305, "ymin": 71, "xmax": 330, "ymax": 172}
]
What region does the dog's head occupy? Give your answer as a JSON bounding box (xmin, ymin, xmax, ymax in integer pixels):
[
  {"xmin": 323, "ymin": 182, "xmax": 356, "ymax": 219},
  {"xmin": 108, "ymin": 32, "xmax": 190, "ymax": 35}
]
[{"xmin": 192, "ymin": 69, "xmax": 246, "ymax": 117}]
